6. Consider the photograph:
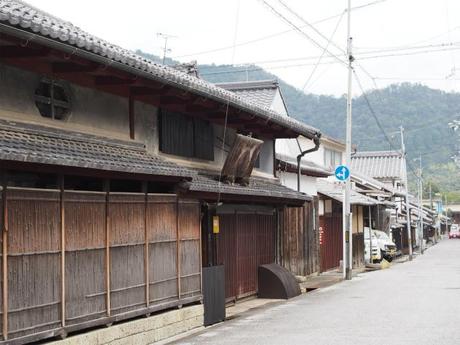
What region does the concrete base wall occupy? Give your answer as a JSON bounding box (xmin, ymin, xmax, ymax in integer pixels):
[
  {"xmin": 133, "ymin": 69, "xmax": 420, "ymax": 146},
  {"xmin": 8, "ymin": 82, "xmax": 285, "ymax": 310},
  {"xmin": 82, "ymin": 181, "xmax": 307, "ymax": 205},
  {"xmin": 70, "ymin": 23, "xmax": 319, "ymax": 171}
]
[{"xmin": 50, "ymin": 305, "xmax": 204, "ymax": 345}]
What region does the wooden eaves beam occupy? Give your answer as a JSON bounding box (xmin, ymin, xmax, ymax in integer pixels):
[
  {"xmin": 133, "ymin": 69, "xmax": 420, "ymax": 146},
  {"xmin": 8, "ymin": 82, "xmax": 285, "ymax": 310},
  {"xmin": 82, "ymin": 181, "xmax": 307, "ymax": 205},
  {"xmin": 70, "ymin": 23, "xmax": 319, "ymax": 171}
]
[
  {"xmin": 52, "ymin": 62, "xmax": 100, "ymax": 74},
  {"xmin": 0, "ymin": 45, "xmax": 50, "ymax": 58}
]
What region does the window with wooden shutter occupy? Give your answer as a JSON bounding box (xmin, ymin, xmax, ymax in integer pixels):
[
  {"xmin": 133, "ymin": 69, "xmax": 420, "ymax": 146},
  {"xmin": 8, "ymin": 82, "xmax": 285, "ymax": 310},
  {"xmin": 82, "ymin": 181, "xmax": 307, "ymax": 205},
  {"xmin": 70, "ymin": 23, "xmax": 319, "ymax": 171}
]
[
  {"xmin": 159, "ymin": 109, "xmax": 214, "ymax": 160},
  {"xmin": 35, "ymin": 78, "xmax": 71, "ymax": 120}
]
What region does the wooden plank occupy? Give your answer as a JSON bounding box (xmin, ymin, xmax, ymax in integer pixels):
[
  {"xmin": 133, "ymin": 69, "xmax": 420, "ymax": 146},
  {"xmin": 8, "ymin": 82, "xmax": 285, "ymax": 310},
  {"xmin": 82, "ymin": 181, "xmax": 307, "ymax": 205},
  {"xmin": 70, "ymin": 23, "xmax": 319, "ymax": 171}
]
[
  {"xmin": 6, "ymin": 188, "xmax": 60, "ymax": 338},
  {"xmin": 104, "ymin": 181, "xmax": 111, "ymax": 317},
  {"xmin": 60, "ymin": 177, "xmax": 65, "ymax": 327},
  {"xmin": 146, "ymin": 194, "xmax": 177, "ymax": 305},
  {"xmin": 129, "ymin": 96, "xmax": 135, "ymax": 140},
  {"xmin": 143, "ymin": 184, "xmax": 149, "ymax": 307},
  {"xmin": 176, "ymin": 199, "xmax": 181, "ymax": 300},
  {"xmin": 2, "ymin": 182, "xmax": 8, "ymax": 340}
]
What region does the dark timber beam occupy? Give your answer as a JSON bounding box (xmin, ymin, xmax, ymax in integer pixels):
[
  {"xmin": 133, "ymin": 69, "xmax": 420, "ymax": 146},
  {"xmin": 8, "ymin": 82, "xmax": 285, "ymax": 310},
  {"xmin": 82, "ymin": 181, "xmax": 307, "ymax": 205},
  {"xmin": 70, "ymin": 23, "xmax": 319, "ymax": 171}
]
[
  {"xmin": 0, "ymin": 46, "xmax": 50, "ymax": 58},
  {"xmin": 52, "ymin": 62, "xmax": 100, "ymax": 74},
  {"xmin": 94, "ymin": 75, "xmax": 137, "ymax": 86},
  {"xmin": 129, "ymin": 95, "xmax": 135, "ymax": 139}
]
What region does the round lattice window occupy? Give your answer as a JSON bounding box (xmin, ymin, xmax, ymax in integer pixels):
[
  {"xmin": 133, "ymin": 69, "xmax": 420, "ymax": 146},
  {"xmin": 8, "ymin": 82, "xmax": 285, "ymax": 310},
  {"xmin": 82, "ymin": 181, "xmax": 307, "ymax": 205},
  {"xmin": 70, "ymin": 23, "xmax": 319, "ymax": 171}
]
[{"xmin": 35, "ymin": 78, "xmax": 71, "ymax": 120}]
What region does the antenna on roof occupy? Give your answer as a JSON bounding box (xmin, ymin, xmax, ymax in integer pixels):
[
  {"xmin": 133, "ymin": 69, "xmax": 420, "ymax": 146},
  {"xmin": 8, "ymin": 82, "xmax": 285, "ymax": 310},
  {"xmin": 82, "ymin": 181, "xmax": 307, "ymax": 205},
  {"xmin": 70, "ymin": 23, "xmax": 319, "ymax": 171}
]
[{"xmin": 157, "ymin": 32, "xmax": 177, "ymax": 65}]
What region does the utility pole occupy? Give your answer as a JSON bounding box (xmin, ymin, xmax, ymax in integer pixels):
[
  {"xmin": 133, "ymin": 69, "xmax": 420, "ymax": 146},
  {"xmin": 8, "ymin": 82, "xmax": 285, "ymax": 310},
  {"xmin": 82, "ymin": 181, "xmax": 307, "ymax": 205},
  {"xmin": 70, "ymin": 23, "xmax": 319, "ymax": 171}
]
[
  {"xmin": 343, "ymin": 0, "xmax": 354, "ymax": 280},
  {"xmin": 368, "ymin": 205, "xmax": 373, "ymax": 264},
  {"xmin": 429, "ymin": 182, "xmax": 435, "ymax": 243},
  {"xmin": 400, "ymin": 126, "xmax": 413, "ymax": 260},
  {"xmin": 157, "ymin": 32, "xmax": 176, "ymax": 65},
  {"xmin": 417, "ymin": 155, "xmax": 424, "ymax": 254}
]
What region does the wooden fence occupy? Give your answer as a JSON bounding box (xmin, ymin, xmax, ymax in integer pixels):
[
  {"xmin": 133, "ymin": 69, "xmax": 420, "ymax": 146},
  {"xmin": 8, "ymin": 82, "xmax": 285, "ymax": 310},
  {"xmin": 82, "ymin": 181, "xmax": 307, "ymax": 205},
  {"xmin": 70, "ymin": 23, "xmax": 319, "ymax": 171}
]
[
  {"xmin": 0, "ymin": 187, "xmax": 201, "ymax": 343},
  {"xmin": 280, "ymin": 199, "xmax": 320, "ymax": 277}
]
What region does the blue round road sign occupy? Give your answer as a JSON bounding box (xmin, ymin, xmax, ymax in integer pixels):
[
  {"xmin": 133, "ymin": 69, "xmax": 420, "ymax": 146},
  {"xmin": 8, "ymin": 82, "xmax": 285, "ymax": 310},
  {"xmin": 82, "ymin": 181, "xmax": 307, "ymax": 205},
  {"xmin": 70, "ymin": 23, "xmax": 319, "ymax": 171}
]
[{"xmin": 335, "ymin": 165, "xmax": 350, "ymax": 181}]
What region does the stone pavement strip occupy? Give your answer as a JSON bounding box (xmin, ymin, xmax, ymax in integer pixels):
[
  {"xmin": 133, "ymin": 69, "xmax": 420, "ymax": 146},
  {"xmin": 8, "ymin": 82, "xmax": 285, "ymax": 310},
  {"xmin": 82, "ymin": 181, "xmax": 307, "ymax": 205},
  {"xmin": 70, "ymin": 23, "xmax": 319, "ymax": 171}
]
[{"xmin": 171, "ymin": 239, "xmax": 460, "ymax": 345}]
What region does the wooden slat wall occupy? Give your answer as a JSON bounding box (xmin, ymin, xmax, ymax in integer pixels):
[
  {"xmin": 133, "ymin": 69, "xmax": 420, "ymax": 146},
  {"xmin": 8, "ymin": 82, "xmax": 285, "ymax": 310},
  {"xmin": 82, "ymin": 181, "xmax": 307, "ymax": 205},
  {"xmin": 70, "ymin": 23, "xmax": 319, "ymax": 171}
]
[
  {"xmin": 320, "ymin": 204, "xmax": 343, "ymax": 272},
  {"xmin": 7, "ymin": 188, "xmax": 61, "ymax": 339},
  {"xmin": 216, "ymin": 215, "xmax": 237, "ymax": 300},
  {"xmin": 178, "ymin": 200, "xmax": 201, "ymax": 299},
  {"xmin": 280, "ymin": 199, "xmax": 320, "ymax": 277},
  {"xmin": 109, "ymin": 193, "xmax": 146, "ymax": 315},
  {"xmin": 64, "ymin": 191, "xmax": 106, "ymax": 325},
  {"xmin": 217, "ymin": 213, "xmax": 275, "ymax": 301},
  {"xmin": 0, "ymin": 187, "xmax": 202, "ymax": 343},
  {"xmin": 147, "ymin": 194, "xmax": 178, "ymax": 305},
  {"xmin": 0, "ymin": 186, "xmax": 3, "ymax": 339}
]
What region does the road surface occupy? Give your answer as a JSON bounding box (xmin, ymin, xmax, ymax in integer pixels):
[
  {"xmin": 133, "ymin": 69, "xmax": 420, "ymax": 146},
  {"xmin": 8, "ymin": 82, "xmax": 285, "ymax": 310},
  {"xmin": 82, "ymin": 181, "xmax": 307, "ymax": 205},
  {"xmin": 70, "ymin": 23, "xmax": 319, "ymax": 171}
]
[{"xmin": 174, "ymin": 239, "xmax": 460, "ymax": 345}]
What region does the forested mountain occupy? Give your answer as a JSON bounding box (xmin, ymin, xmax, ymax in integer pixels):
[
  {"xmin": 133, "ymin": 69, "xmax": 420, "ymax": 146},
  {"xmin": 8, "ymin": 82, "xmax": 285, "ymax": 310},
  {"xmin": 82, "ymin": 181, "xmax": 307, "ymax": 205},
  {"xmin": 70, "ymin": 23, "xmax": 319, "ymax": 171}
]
[{"xmin": 137, "ymin": 50, "xmax": 460, "ymax": 195}]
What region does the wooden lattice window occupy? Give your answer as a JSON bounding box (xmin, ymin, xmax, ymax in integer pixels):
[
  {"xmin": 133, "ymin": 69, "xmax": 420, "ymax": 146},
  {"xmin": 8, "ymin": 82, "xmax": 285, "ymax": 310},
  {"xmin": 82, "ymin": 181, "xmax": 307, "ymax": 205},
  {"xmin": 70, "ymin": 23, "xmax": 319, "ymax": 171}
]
[{"xmin": 35, "ymin": 78, "xmax": 70, "ymax": 120}]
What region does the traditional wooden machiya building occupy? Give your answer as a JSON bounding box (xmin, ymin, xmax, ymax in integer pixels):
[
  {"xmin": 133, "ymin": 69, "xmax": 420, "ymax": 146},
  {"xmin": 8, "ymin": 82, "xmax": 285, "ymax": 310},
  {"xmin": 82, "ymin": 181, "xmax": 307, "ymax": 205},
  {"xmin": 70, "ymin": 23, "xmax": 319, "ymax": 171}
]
[
  {"xmin": 0, "ymin": 1, "xmax": 321, "ymax": 343},
  {"xmin": 216, "ymin": 80, "xmax": 325, "ymax": 278}
]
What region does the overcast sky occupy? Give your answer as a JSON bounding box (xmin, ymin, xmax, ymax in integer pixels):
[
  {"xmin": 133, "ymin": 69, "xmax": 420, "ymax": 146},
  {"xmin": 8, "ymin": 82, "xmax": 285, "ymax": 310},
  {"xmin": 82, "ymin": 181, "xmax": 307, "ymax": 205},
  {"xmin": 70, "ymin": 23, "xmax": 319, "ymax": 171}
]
[{"xmin": 26, "ymin": 0, "xmax": 460, "ymax": 96}]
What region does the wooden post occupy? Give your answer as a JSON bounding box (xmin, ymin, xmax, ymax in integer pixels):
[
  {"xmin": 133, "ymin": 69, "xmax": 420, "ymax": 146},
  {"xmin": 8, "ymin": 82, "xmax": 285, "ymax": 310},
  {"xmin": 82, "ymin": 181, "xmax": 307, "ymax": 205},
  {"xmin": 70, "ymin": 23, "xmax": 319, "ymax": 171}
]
[
  {"xmin": 60, "ymin": 175, "xmax": 66, "ymax": 327},
  {"xmin": 104, "ymin": 180, "xmax": 111, "ymax": 316},
  {"xmin": 176, "ymin": 198, "xmax": 181, "ymax": 301},
  {"xmin": 142, "ymin": 182, "xmax": 149, "ymax": 307},
  {"xmin": 129, "ymin": 96, "xmax": 135, "ymax": 140},
  {"xmin": 2, "ymin": 175, "xmax": 8, "ymax": 340},
  {"xmin": 199, "ymin": 205, "xmax": 203, "ymax": 296}
]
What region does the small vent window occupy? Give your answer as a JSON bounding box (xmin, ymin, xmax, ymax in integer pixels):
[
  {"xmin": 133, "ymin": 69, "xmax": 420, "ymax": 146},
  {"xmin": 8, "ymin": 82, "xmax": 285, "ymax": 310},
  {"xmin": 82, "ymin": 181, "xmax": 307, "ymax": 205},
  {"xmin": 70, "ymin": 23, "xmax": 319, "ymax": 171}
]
[{"xmin": 35, "ymin": 78, "xmax": 70, "ymax": 120}]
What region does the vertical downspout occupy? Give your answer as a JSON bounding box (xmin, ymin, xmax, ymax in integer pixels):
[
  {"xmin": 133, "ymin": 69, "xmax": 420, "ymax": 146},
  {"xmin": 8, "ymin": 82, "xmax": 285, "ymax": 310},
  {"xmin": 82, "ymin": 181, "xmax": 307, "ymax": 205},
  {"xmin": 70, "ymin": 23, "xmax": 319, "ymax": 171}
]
[{"xmin": 297, "ymin": 134, "xmax": 321, "ymax": 192}]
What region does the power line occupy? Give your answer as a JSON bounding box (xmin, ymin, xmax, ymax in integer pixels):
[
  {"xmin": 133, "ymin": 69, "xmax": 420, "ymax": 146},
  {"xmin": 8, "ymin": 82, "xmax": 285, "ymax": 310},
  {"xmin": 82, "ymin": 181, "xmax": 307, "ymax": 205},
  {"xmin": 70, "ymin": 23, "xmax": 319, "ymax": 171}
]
[
  {"xmin": 277, "ymin": 0, "xmax": 345, "ymax": 54},
  {"xmin": 353, "ymin": 70, "xmax": 420, "ymax": 179},
  {"xmin": 301, "ymin": 9, "xmax": 346, "ymax": 91},
  {"xmin": 198, "ymin": 41, "xmax": 460, "ymax": 77},
  {"xmin": 258, "ymin": 0, "xmax": 348, "ymax": 66},
  {"xmin": 199, "ymin": 59, "xmax": 339, "ymax": 76},
  {"xmin": 172, "ymin": 0, "xmax": 387, "ymax": 60}
]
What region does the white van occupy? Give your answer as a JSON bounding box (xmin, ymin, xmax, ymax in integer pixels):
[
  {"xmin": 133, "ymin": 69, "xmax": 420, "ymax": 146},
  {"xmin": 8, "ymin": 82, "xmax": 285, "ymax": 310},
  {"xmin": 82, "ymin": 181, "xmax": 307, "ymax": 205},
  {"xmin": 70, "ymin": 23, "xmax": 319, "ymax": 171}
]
[{"xmin": 364, "ymin": 228, "xmax": 398, "ymax": 262}]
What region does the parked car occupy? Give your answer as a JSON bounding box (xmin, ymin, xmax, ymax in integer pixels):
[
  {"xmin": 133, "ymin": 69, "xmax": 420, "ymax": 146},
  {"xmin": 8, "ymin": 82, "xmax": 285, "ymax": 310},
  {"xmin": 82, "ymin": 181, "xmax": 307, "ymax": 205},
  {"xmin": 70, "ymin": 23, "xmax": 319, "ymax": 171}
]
[
  {"xmin": 364, "ymin": 228, "xmax": 381, "ymax": 263},
  {"xmin": 449, "ymin": 224, "xmax": 460, "ymax": 239},
  {"xmin": 364, "ymin": 228, "xmax": 398, "ymax": 262}
]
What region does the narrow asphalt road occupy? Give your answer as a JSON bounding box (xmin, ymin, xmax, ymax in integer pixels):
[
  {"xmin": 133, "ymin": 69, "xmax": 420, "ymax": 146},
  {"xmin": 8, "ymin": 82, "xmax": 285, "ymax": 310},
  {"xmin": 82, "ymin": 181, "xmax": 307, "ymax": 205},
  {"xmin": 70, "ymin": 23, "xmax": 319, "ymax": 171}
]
[{"xmin": 174, "ymin": 239, "xmax": 460, "ymax": 345}]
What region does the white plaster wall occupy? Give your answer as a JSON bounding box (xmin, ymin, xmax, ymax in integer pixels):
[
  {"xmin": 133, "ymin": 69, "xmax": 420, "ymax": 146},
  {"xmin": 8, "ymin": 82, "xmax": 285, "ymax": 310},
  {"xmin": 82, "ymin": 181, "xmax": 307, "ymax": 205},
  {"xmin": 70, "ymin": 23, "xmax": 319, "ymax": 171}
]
[
  {"xmin": 279, "ymin": 171, "xmax": 318, "ymax": 196},
  {"xmin": 0, "ymin": 63, "xmax": 276, "ymax": 176},
  {"xmin": 0, "ymin": 63, "xmax": 157, "ymax": 149},
  {"xmin": 270, "ymin": 90, "xmax": 288, "ymax": 116}
]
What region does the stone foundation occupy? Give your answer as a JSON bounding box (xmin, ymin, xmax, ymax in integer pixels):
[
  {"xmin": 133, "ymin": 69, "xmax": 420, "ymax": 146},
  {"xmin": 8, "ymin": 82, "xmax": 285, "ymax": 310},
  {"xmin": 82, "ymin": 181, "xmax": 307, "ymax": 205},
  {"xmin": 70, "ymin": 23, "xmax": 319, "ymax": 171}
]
[{"xmin": 50, "ymin": 305, "xmax": 204, "ymax": 345}]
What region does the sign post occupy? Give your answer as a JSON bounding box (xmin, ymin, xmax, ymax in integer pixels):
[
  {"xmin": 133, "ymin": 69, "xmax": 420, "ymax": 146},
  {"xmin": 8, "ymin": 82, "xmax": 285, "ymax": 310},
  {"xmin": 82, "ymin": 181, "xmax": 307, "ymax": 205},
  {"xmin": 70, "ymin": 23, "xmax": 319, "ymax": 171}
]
[{"xmin": 335, "ymin": 165, "xmax": 352, "ymax": 279}]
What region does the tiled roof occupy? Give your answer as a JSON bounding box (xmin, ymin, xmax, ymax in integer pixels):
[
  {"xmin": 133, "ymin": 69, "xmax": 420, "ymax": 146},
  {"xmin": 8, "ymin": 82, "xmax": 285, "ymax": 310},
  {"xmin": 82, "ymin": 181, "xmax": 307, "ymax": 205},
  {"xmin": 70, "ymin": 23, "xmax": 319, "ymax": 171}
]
[
  {"xmin": 317, "ymin": 180, "xmax": 378, "ymax": 206},
  {"xmin": 276, "ymin": 153, "xmax": 333, "ymax": 177},
  {"xmin": 184, "ymin": 172, "xmax": 311, "ymax": 202},
  {"xmin": 0, "ymin": 120, "xmax": 194, "ymax": 178},
  {"xmin": 215, "ymin": 80, "xmax": 279, "ymax": 109},
  {"xmin": 351, "ymin": 170, "xmax": 403, "ymax": 196},
  {"xmin": 351, "ymin": 150, "xmax": 404, "ymax": 180},
  {"xmin": 0, "ymin": 0, "xmax": 320, "ymax": 139}
]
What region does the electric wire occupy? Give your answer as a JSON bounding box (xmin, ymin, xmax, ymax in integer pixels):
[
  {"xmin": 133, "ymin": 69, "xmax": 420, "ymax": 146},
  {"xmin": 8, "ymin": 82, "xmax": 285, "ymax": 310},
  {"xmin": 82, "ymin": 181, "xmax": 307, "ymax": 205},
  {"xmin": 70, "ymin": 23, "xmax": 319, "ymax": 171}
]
[
  {"xmin": 217, "ymin": 0, "xmax": 240, "ymax": 206},
  {"xmin": 353, "ymin": 70, "xmax": 421, "ymax": 180},
  {"xmin": 172, "ymin": 0, "xmax": 387, "ymax": 60},
  {"xmin": 199, "ymin": 42, "xmax": 460, "ymax": 77},
  {"xmin": 258, "ymin": 0, "xmax": 348, "ymax": 67},
  {"xmin": 301, "ymin": 9, "xmax": 346, "ymax": 91},
  {"xmin": 277, "ymin": 0, "xmax": 346, "ymax": 54}
]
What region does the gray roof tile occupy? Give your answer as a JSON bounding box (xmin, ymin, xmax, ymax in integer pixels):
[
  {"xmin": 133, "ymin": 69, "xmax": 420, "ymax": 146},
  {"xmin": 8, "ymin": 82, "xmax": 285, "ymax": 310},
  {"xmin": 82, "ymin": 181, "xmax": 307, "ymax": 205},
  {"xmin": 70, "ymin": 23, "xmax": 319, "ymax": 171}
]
[
  {"xmin": 351, "ymin": 150, "xmax": 404, "ymax": 180},
  {"xmin": 185, "ymin": 172, "xmax": 311, "ymax": 202},
  {"xmin": 216, "ymin": 80, "xmax": 278, "ymax": 109},
  {"xmin": 0, "ymin": 120, "xmax": 194, "ymax": 178},
  {"xmin": 0, "ymin": 1, "xmax": 320, "ymax": 139},
  {"xmin": 317, "ymin": 180, "xmax": 378, "ymax": 206}
]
